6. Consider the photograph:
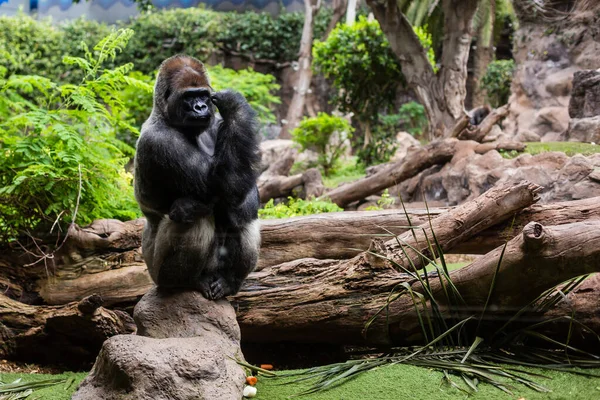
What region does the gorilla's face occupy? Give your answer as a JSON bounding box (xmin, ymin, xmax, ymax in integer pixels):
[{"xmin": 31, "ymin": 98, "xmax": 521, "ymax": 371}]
[
  {"xmin": 153, "ymin": 55, "xmax": 214, "ymax": 131},
  {"xmin": 166, "ymin": 87, "xmax": 214, "ymax": 129}
]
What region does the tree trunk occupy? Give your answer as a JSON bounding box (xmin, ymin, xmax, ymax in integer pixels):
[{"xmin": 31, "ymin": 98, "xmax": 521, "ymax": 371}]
[
  {"xmin": 366, "ymin": 0, "xmax": 479, "ymax": 138},
  {"xmin": 324, "ymin": 0, "xmax": 347, "ymax": 37},
  {"xmin": 468, "ymin": 0, "xmax": 496, "ymax": 108},
  {"xmin": 280, "ymin": 0, "xmax": 321, "ymax": 139}
]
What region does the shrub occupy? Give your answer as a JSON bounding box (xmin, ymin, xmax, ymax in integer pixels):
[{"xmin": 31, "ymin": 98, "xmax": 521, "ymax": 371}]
[
  {"xmin": 312, "ymin": 16, "xmax": 404, "ymax": 146},
  {"xmin": 0, "ymin": 29, "xmax": 148, "ymax": 241},
  {"xmin": 291, "ymin": 113, "xmax": 354, "ymax": 176},
  {"xmin": 120, "ymin": 8, "xmax": 224, "ymax": 74},
  {"xmin": 355, "ymin": 114, "xmax": 400, "ymax": 166},
  {"xmin": 209, "ymin": 65, "xmax": 280, "ymax": 124},
  {"xmin": 397, "ymin": 101, "xmax": 428, "ymax": 137},
  {"xmin": 481, "ymin": 59, "xmax": 515, "ymax": 107},
  {"xmin": 0, "ymin": 14, "xmax": 63, "ymax": 77},
  {"xmin": 218, "ymin": 10, "xmax": 331, "ymax": 62},
  {"xmin": 259, "ymin": 197, "xmax": 343, "ymax": 219}
]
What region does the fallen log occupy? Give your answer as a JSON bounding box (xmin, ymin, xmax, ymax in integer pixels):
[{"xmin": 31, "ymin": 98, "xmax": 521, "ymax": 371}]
[
  {"xmin": 11, "ymin": 194, "xmax": 600, "ymax": 308},
  {"xmin": 322, "ymin": 138, "xmax": 525, "ymax": 207},
  {"xmin": 258, "ymin": 167, "xmax": 324, "ymax": 203},
  {"xmin": 234, "ymin": 220, "xmax": 600, "ymax": 346},
  {"xmin": 323, "ymin": 139, "xmax": 459, "ymax": 207},
  {"xmin": 458, "ymin": 104, "xmax": 509, "ymax": 142},
  {"xmin": 0, "ymin": 293, "xmax": 135, "ymax": 366},
  {"xmin": 379, "ymin": 181, "xmax": 541, "ymax": 269}
]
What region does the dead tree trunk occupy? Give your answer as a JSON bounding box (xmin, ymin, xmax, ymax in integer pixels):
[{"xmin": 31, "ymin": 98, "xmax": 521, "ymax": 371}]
[
  {"xmin": 0, "ymin": 294, "xmax": 135, "ymax": 365},
  {"xmin": 280, "ymin": 0, "xmax": 321, "ymax": 138},
  {"xmin": 258, "ymin": 168, "xmax": 324, "ymax": 203},
  {"xmin": 322, "ymin": 139, "xmax": 524, "ymax": 207},
  {"xmin": 234, "ymin": 220, "xmax": 600, "ymax": 345}
]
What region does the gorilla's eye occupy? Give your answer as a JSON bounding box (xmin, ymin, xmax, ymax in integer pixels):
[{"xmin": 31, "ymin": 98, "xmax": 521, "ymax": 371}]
[{"xmin": 164, "ymin": 89, "xmax": 172, "ymax": 100}]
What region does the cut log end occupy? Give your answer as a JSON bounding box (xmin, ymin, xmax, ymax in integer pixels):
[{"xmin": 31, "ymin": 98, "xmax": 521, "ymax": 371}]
[{"xmin": 523, "ymin": 221, "xmax": 546, "ymax": 250}]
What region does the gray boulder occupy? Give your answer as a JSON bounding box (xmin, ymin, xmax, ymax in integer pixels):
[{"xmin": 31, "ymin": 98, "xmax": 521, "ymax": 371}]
[
  {"xmin": 565, "ymin": 116, "xmax": 600, "ymax": 143},
  {"xmin": 72, "ymin": 288, "xmax": 246, "ymax": 400},
  {"xmin": 569, "ymin": 69, "xmax": 600, "ymax": 118}
]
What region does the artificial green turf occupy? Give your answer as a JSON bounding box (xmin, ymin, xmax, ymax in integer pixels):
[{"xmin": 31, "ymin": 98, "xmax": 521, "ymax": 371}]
[
  {"xmin": 502, "ymin": 141, "xmax": 600, "ymax": 159},
  {"xmin": 3, "ymin": 364, "xmax": 599, "ymax": 400},
  {"xmin": 0, "ymin": 371, "xmax": 86, "ymax": 399},
  {"xmin": 255, "ymin": 364, "xmax": 600, "ymax": 400}
]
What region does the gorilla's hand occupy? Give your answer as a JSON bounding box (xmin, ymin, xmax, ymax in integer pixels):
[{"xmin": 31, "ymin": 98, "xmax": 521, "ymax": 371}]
[
  {"xmin": 168, "ymin": 197, "xmax": 212, "ymax": 223},
  {"xmin": 211, "ymin": 90, "xmax": 246, "ymax": 119},
  {"xmin": 198, "ymin": 275, "xmax": 230, "ymax": 300}
]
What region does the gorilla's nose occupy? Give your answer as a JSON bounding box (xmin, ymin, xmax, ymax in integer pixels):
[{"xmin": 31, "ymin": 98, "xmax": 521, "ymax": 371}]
[{"xmin": 194, "ymin": 103, "xmax": 208, "ymax": 113}]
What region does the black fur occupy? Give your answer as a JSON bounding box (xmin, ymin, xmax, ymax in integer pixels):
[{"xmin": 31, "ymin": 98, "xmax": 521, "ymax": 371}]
[{"xmin": 134, "ymin": 55, "xmax": 261, "ymax": 300}]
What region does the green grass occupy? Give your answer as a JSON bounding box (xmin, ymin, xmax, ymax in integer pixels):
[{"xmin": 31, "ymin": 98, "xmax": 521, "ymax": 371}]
[
  {"xmin": 501, "ymin": 142, "xmax": 600, "ymax": 159},
  {"xmin": 3, "ymin": 364, "xmax": 599, "ymax": 400},
  {"xmin": 0, "ymin": 372, "xmax": 86, "ymax": 399},
  {"xmin": 256, "ymin": 364, "xmax": 600, "ymax": 400}
]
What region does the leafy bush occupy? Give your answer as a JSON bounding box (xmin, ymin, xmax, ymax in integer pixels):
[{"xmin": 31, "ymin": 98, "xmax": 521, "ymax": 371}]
[
  {"xmin": 481, "ymin": 59, "xmax": 515, "ymax": 107},
  {"xmin": 120, "ymin": 8, "xmax": 224, "ymax": 74},
  {"xmin": 259, "ymin": 197, "xmax": 343, "ymax": 219},
  {"xmin": 355, "ymin": 115, "xmax": 400, "ymax": 166},
  {"xmin": 397, "ymin": 101, "xmax": 428, "ymax": 137},
  {"xmin": 209, "ymin": 65, "xmax": 280, "ymax": 124},
  {"xmin": 291, "ymin": 113, "xmax": 354, "ymax": 176},
  {"xmin": 0, "ymin": 29, "xmax": 147, "ymax": 241},
  {"xmin": 364, "ymin": 189, "xmax": 395, "ymax": 211},
  {"xmin": 218, "ymin": 10, "xmax": 331, "ymax": 62},
  {"xmin": 312, "ymin": 16, "xmax": 404, "ymax": 147},
  {"xmin": 313, "ymin": 16, "xmax": 438, "ymax": 166},
  {"xmin": 0, "ymin": 14, "xmax": 63, "ymax": 77}
]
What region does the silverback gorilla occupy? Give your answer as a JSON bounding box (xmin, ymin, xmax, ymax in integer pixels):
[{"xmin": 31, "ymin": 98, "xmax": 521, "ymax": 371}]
[{"xmin": 134, "ymin": 55, "xmax": 261, "ymax": 300}]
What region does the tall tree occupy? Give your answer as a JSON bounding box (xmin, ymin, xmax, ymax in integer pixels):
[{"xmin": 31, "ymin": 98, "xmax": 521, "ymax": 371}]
[
  {"xmin": 366, "ymin": 0, "xmax": 479, "ymax": 138},
  {"xmin": 281, "ymin": 0, "xmax": 322, "ymax": 139}
]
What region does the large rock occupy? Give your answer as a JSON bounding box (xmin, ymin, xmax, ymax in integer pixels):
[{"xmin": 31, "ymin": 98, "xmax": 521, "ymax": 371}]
[
  {"xmin": 530, "ymin": 106, "xmax": 570, "ymax": 137},
  {"xmin": 390, "ymin": 131, "xmax": 421, "ymax": 163},
  {"xmin": 503, "ymin": 11, "xmax": 600, "ymax": 140},
  {"xmin": 569, "ymin": 70, "xmax": 600, "ymax": 118},
  {"xmin": 565, "ymin": 116, "xmax": 600, "ymax": 143},
  {"xmin": 73, "ymin": 288, "xmax": 246, "ymax": 400}
]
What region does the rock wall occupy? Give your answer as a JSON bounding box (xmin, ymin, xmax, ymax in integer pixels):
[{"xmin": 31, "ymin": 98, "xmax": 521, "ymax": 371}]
[
  {"xmin": 394, "ymin": 150, "xmax": 600, "ymax": 207},
  {"xmin": 504, "ymin": 6, "xmax": 600, "ymax": 141}
]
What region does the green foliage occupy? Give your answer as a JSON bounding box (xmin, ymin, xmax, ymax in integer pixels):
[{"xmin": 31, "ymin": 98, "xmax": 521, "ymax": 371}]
[
  {"xmin": 481, "ymin": 59, "xmax": 515, "ymax": 107},
  {"xmin": 398, "ymin": 101, "xmax": 428, "ymax": 137},
  {"xmin": 500, "ymin": 141, "xmax": 600, "ymax": 159},
  {"xmin": 0, "ymin": 29, "xmax": 145, "ymax": 241},
  {"xmin": 364, "ymin": 189, "xmax": 396, "ymax": 211},
  {"xmin": 413, "ymin": 25, "xmax": 437, "ymax": 71},
  {"xmin": 355, "ymin": 117, "xmax": 399, "ymax": 166},
  {"xmin": 292, "ymin": 113, "xmax": 354, "ymax": 176},
  {"xmin": 312, "ymin": 17, "xmax": 435, "ymax": 165},
  {"xmin": 117, "ymin": 70, "xmax": 154, "ymax": 146},
  {"xmin": 121, "ymin": 8, "xmax": 224, "ymax": 74},
  {"xmin": 0, "ymin": 14, "xmax": 63, "ymax": 77},
  {"xmin": 259, "ymin": 197, "xmax": 343, "ymax": 219},
  {"xmin": 321, "ymin": 157, "xmax": 366, "ymax": 188},
  {"xmin": 312, "ymin": 16, "xmax": 403, "ymax": 131},
  {"xmin": 218, "ymin": 10, "xmax": 331, "ymax": 62},
  {"xmin": 209, "ymin": 65, "xmax": 280, "ymax": 124}
]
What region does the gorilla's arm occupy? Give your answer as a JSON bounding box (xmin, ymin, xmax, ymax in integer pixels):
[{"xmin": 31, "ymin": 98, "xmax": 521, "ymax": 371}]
[{"xmin": 211, "ymin": 90, "xmax": 261, "ymax": 211}]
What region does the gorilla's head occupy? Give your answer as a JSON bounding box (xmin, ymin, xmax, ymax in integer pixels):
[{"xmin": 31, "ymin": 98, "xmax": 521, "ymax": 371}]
[{"xmin": 154, "ymin": 55, "xmax": 215, "ymax": 130}]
